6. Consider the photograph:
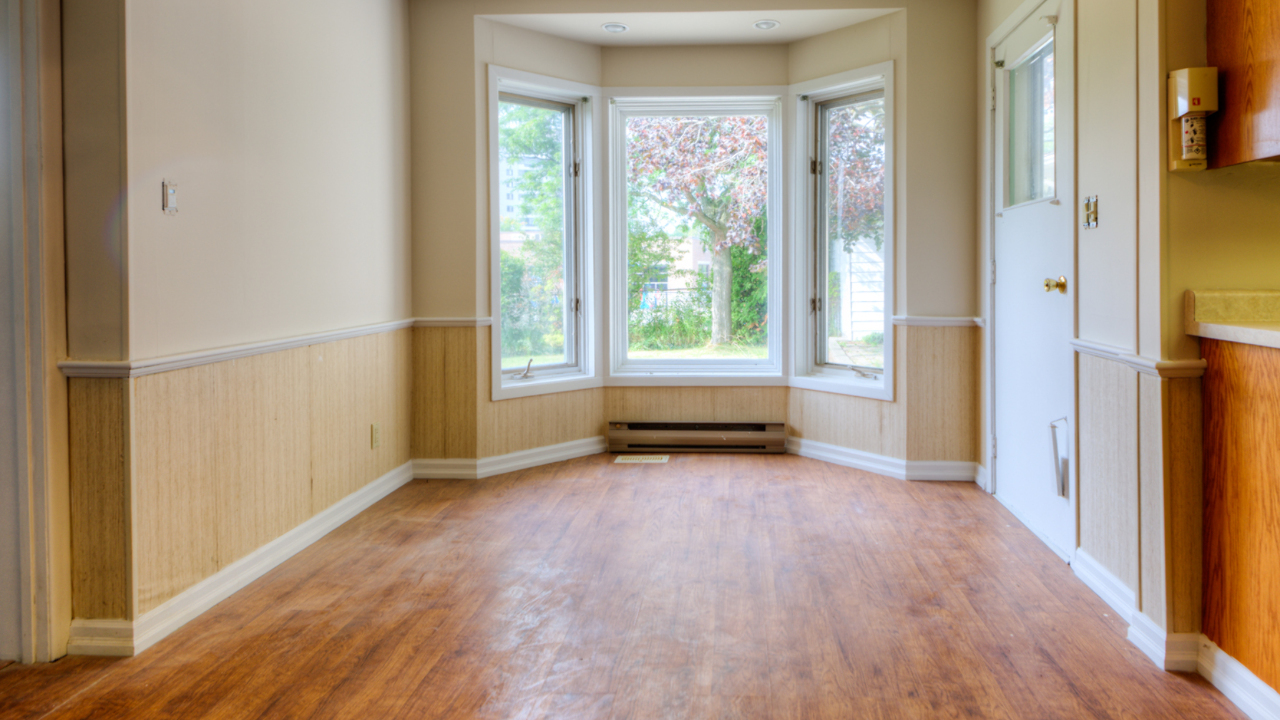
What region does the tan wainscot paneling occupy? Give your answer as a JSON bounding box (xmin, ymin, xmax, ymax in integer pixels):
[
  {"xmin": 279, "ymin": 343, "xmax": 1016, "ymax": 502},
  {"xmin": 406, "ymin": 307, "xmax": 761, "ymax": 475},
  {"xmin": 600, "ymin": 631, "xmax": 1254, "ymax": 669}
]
[
  {"xmin": 128, "ymin": 329, "xmax": 411, "ymax": 615},
  {"xmin": 412, "ymin": 326, "xmax": 478, "ymax": 459},
  {"xmin": 605, "ymin": 387, "xmax": 788, "ymax": 424},
  {"xmin": 789, "ymin": 331, "xmax": 907, "ymax": 458},
  {"xmin": 69, "ymin": 378, "xmax": 132, "ymax": 620},
  {"xmin": 477, "ymin": 331, "xmax": 603, "ymax": 458},
  {"xmin": 132, "ymin": 364, "xmax": 223, "ymax": 614},
  {"xmin": 905, "ymin": 325, "xmax": 979, "ymax": 462},
  {"xmin": 1139, "ymin": 373, "xmax": 1167, "ymax": 629},
  {"xmin": 1166, "ymin": 377, "xmax": 1203, "ymax": 634},
  {"xmin": 310, "ymin": 329, "xmax": 412, "ymax": 514},
  {"xmin": 1077, "ymin": 352, "xmax": 1140, "ymax": 593}
]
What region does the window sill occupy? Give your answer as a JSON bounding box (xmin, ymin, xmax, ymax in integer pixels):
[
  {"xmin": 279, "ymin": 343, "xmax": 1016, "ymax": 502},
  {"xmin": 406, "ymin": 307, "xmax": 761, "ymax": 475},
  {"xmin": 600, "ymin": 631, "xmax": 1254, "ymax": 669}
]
[
  {"xmin": 790, "ymin": 372, "xmax": 892, "ymax": 401},
  {"xmin": 494, "ymin": 371, "xmax": 602, "ymax": 401}
]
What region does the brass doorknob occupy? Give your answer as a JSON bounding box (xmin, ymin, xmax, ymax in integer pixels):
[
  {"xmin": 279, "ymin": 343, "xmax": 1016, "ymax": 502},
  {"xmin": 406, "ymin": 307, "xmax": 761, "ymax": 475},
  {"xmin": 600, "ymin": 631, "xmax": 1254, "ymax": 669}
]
[{"xmin": 1043, "ymin": 276, "xmax": 1068, "ymax": 294}]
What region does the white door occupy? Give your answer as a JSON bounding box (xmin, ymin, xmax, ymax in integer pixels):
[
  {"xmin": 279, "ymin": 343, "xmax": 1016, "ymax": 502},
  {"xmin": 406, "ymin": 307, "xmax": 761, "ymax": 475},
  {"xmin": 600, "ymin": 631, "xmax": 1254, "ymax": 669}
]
[{"xmin": 991, "ymin": 0, "xmax": 1076, "ymax": 560}]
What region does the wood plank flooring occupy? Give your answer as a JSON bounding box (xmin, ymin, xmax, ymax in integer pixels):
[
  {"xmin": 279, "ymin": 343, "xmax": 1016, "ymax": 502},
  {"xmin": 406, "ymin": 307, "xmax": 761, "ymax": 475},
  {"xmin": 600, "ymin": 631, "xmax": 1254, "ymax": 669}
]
[{"xmin": 0, "ymin": 454, "xmax": 1247, "ymax": 719}]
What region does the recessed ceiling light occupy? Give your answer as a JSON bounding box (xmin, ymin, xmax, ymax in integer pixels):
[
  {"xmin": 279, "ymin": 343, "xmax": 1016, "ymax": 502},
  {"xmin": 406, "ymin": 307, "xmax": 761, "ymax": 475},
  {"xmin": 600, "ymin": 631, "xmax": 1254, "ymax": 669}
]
[
  {"xmin": 602, "ymin": 22, "xmax": 629, "ymax": 33},
  {"xmin": 753, "ymin": 19, "xmax": 781, "ymax": 31}
]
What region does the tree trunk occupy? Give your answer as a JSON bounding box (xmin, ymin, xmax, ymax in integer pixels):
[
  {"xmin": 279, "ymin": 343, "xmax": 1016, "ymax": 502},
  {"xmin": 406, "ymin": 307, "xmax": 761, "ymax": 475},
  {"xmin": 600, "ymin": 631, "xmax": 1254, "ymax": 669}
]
[{"xmin": 711, "ymin": 237, "xmax": 732, "ymax": 345}]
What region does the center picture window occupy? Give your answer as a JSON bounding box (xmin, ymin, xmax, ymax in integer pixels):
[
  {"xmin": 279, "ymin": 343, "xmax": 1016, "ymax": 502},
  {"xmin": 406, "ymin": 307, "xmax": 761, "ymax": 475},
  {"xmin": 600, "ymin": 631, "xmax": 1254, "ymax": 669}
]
[{"xmin": 610, "ymin": 98, "xmax": 781, "ymax": 379}]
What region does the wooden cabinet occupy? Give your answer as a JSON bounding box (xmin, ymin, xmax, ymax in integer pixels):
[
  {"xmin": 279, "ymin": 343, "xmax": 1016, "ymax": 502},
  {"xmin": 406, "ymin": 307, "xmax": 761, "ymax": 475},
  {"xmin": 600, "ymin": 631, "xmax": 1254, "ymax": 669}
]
[
  {"xmin": 1207, "ymin": 0, "xmax": 1280, "ymax": 168},
  {"xmin": 1202, "ymin": 338, "xmax": 1280, "ymax": 692}
]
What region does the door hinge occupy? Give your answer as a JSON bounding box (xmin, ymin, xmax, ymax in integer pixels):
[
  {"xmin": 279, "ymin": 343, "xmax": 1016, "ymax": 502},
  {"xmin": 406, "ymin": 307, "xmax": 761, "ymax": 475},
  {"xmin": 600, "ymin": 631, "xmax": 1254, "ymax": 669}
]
[
  {"xmin": 810, "ymin": 297, "xmax": 822, "ymax": 313},
  {"xmin": 573, "ymin": 161, "xmax": 580, "ymax": 178},
  {"xmin": 991, "ymin": 261, "xmax": 996, "ymax": 284},
  {"xmin": 991, "ymin": 87, "xmax": 997, "ymax": 111},
  {"xmin": 991, "ymin": 437, "xmax": 997, "ymax": 459}
]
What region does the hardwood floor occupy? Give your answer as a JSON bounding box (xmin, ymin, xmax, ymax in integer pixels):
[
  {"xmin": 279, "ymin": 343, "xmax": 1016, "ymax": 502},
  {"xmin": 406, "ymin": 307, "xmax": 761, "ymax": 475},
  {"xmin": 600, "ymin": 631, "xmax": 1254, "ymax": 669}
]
[{"xmin": 0, "ymin": 454, "xmax": 1246, "ymax": 719}]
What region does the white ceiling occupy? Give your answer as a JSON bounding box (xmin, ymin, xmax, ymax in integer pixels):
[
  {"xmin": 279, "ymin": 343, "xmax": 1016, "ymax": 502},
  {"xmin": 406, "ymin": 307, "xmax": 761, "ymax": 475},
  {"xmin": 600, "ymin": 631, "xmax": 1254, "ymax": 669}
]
[{"xmin": 480, "ymin": 9, "xmax": 899, "ymax": 47}]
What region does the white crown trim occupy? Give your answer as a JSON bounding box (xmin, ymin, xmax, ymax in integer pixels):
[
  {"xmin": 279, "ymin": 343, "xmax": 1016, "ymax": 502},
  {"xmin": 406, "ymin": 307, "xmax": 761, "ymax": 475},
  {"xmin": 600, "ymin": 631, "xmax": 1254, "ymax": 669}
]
[{"xmin": 1071, "ymin": 339, "xmax": 1206, "ymax": 378}]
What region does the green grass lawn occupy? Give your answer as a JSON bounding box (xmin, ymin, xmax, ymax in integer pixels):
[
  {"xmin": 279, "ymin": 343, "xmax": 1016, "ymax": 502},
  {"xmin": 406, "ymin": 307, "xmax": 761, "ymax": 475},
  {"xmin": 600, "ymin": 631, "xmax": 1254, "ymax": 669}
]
[
  {"xmin": 628, "ymin": 344, "xmax": 768, "ymax": 361},
  {"xmin": 502, "ymin": 344, "xmax": 769, "ymax": 369}
]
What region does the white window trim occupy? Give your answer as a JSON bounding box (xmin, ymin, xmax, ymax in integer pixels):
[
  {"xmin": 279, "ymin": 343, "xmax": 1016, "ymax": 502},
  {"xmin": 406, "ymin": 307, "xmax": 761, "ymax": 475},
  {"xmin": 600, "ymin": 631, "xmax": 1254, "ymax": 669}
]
[
  {"xmin": 488, "ymin": 65, "xmax": 604, "ymax": 401},
  {"xmin": 606, "ymin": 90, "xmax": 787, "ymax": 386},
  {"xmin": 788, "ymin": 62, "xmax": 896, "ymax": 402}
]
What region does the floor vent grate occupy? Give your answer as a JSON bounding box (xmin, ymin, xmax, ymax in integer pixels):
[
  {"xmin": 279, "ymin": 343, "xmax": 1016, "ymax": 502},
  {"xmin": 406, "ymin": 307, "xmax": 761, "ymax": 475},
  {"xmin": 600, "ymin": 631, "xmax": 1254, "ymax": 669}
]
[{"xmin": 614, "ymin": 455, "xmax": 669, "ymax": 464}]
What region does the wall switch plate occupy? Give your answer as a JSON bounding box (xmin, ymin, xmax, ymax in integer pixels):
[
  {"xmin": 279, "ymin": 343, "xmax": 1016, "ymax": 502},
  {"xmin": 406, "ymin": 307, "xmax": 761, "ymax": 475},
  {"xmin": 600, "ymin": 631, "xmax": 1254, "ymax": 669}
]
[
  {"xmin": 371, "ymin": 423, "xmax": 381, "ymax": 449},
  {"xmin": 162, "ymin": 180, "xmax": 178, "ymax": 215}
]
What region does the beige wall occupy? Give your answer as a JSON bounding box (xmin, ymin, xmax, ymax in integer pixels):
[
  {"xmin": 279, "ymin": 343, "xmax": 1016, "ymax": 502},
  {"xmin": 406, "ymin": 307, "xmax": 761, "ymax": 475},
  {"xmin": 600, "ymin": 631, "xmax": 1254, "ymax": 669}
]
[
  {"xmin": 411, "ymin": 0, "xmax": 978, "ymax": 321},
  {"xmin": 603, "ymin": 44, "xmax": 788, "ymax": 87},
  {"xmin": 63, "ymin": 0, "xmax": 412, "ymax": 361}
]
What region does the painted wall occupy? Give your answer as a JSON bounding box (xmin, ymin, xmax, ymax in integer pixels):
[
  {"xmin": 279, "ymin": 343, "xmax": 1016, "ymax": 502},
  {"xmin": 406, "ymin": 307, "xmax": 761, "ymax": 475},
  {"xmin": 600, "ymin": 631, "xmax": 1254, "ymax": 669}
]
[
  {"xmin": 602, "ymin": 44, "xmax": 788, "ymax": 87},
  {"xmin": 64, "ymin": 0, "xmax": 412, "ymax": 361},
  {"xmin": 411, "ymin": 0, "xmax": 978, "ymax": 322}
]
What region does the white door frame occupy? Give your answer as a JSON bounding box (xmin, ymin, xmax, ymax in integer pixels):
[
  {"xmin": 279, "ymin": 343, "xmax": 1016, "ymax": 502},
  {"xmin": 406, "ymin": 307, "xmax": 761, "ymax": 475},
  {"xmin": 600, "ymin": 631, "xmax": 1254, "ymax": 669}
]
[{"xmin": 4, "ymin": 0, "xmax": 55, "ymax": 663}]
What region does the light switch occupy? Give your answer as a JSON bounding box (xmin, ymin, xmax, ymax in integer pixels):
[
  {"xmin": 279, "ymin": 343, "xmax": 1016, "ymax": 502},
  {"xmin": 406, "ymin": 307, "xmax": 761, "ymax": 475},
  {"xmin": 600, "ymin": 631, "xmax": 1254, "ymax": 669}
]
[{"xmin": 162, "ymin": 180, "xmax": 178, "ymax": 215}]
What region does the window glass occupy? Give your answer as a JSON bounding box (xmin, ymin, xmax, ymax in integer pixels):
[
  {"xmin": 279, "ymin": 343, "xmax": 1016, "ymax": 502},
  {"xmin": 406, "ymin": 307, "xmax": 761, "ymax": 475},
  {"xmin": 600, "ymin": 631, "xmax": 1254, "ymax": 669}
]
[
  {"xmin": 624, "ymin": 115, "xmax": 769, "ymax": 361},
  {"xmin": 497, "ymin": 94, "xmax": 575, "ymax": 371},
  {"xmin": 1007, "ymin": 39, "xmax": 1055, "ymax": 206},
  {"xmin": 818, "ymin": 91, "xmax": 887, "ymax": 372}
]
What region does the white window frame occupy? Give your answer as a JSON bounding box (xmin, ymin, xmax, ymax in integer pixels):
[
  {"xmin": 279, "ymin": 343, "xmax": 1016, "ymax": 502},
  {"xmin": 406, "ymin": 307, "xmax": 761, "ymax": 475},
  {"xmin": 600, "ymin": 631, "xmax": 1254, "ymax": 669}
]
[
  {"xmin": 789, "ymin": 62, "xmax": 896, "ymax": 401},
  {"xmin": 488, "ymin": 65, "xmax": 603, "ymax": 400},
  {"xmin": 607, "ymin": 91, "xmax": 786, "ymax": 386}
]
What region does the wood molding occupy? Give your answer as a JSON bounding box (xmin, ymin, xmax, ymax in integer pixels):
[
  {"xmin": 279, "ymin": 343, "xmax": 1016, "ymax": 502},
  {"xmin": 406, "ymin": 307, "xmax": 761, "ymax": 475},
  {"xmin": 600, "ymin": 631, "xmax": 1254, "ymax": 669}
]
[
  {"xmin": 69, "ymin": 461, "xmax": 415, "ymax": 657},
  {"xmin": 891, "ymin": 315, "xmax": 984, "ymax": 327},
  {"xmin": 1071, "ymin": 338, "xmax": 1206, "ymax": 378},
  {"xmin": 786, "ymin": 437, "xmax": 977, "ymax": 482},
  {"xmin": 413, "ymin": 317, "xmax": 493, "ymax": 328},
  {"xmin": 413, "ymin": 436, "xmax": 607, "ymax": 480},
  {"xmin": 59, "ymin": 319, "xmax": 415, "ymax": 378}
]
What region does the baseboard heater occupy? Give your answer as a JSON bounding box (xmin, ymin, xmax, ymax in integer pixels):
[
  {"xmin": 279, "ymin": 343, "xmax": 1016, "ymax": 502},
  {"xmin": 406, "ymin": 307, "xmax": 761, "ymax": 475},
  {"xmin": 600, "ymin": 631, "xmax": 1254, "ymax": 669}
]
[{"xmin": 607, "ymin": 421, "xmax": 786, "ymax": 454}]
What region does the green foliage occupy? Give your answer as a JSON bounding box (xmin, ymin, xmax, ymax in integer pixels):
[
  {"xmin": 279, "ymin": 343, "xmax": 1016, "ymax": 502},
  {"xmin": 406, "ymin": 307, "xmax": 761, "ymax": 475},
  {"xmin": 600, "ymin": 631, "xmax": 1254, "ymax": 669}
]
[
  {"xmin": 862, "ymin": 331, "xmax": 884, "ymax": 346},
  {"xmin": 729, "ymin": 244, "xmax": 768, "ymax": 345}
]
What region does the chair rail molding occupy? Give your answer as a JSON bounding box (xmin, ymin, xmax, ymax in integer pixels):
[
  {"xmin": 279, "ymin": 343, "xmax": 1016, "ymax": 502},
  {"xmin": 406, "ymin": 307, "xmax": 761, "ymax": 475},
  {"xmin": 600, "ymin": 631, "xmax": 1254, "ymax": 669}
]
[{"xmin": 59, "ymin": 319, "xmax": 417, "ymax": 378}]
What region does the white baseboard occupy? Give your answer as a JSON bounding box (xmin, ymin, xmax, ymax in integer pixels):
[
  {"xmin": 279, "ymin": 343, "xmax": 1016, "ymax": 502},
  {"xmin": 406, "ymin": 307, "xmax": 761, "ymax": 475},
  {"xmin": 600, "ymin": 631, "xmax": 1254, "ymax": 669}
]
[
  {"xmin": 1200, "ymin": 637, "xmax": 1280, "ymax": 720},
  {"xmin": 1070, "ymin": 548, "xmax": 1137, "ymax": 624},
  {"xmin": 993, "ymin": 494, "xmax": 1073, "ymax": 563},
  {"xmin": 975, "ymin": 463, "xmax": 991, "ymax": 492},
  {"xmin": 68, "ymin": 461, "xmax": 416, "ymax": 657},
  {"xmin": 786, "ymin": 437, "xmax": 977, "ymax": 482},
  {"xmin": 414, "ymin": 436, "xmax": 607, "ymax": 481},
  {"xmin": 1127, "ymin": 611, "xmax": 1199, "ymax": 671}
]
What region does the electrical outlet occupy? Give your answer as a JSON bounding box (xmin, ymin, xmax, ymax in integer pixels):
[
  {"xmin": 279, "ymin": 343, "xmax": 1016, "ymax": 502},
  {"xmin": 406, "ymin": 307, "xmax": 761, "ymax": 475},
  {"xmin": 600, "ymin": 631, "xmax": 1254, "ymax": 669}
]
[{"xmin": 371, "ymin": 422, "xmax": 381, "ymax": 449}]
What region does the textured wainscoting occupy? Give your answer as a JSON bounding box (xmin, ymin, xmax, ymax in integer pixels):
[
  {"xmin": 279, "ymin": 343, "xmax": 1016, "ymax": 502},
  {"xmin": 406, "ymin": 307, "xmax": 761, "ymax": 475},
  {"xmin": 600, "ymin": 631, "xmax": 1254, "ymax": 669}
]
[
  {"xmin": 1203, "ymin": 338, "xmax": 1280, "ymax": 693},
  {"xmin": 605, "ymin": 387, "xmax": 788, "ymax": 424},
  {"xmin": 69, "ymin": 329, "xmax": 413, "ymax": 620},
  {"xmin": 904, "ymin": 325, "xmax": 980, "ymax": 462},
  {"xmin": 68, "ymin": 378, "xmax": 132, "ymax": 620},
  {"xmin": 789, "ymin": 326, "xmax": 978, "ymax": 463},
  {"xmin": 1078, "ymin": 352, "xmax": 1140, "ymax": 597},
  {"xmin": 411, "ymin": 326, "xmax": 477, "ymax": 459}
]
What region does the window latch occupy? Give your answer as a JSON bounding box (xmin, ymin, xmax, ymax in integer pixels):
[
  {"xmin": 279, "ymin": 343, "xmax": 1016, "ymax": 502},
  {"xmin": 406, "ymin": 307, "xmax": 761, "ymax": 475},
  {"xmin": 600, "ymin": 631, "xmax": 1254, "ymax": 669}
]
[
  {"xmin": 515, "ymin": 359, "xmax": 534, "ymax": 379},
  {"xmin": 810, "ymin": 297, "xmax": 822, "ymax": 313},
  {"xmin": 573, "ymin": 161, "xmax": 580, "ymax": 178},
  {"xmin": 574, "ymin": 298, "xmax": 581, "ymax": 314},
  {"xmin": 810, "ymin": 159, "xmax": 819, "ymax": 175}
]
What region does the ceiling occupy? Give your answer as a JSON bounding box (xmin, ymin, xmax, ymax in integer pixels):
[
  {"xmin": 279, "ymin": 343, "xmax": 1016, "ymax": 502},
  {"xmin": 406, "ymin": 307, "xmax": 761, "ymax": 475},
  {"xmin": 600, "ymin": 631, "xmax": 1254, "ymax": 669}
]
[{"xmin": 480, "ymin": 9, "xmax": 899, "ymax": 47}]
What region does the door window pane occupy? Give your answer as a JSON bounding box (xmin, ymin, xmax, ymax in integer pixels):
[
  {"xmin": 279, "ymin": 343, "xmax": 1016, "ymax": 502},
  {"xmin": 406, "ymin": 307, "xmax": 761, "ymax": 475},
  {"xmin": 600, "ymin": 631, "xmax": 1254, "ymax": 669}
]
[
  {"xmin": 498, "ymin": 95, "xmax": 574, "ymax": 370},
  {"xmin": 1007, "ymin": 39, "xmax": 1055, "ymax": 206},
  {"xmin": 624, "ymin": 115, "xmax": 769, "ymax": 361},
  {"xmin": 819, "ymin": 92, "xmax": 887, "ymax": 371}
]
